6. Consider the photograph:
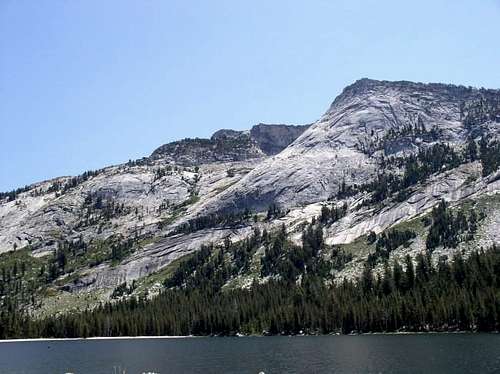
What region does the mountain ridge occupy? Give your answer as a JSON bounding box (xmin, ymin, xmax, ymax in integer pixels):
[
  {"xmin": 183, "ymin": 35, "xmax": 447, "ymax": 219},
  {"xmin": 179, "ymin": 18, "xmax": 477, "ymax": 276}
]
[
  {"xmin": 149, "ymin": 123, "xmax": 310, "ymax": 164},
  {"xmin": 0, "ymin": 78, "xmax": 499, "ymax": 321}
]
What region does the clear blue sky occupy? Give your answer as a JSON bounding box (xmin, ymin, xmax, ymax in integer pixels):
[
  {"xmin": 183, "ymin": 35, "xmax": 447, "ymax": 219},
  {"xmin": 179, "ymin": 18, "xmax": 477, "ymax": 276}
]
[{"xmin": 1, "ymin": 0, "xmax": 499, "ymax": 191}]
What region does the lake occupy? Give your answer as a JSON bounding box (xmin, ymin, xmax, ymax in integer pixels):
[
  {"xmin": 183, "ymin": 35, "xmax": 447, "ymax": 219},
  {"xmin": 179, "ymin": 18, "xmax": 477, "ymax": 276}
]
[{"xmin": 0, "ymin": 334, "xmax": 499, "ymax": 373}]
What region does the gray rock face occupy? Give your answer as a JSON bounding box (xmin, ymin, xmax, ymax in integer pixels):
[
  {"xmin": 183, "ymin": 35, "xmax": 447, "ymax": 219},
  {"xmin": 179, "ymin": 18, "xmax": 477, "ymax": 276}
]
[
  {"xmin": 0, "ymin": 163, "xmax": 194, "ymax": 254},
  {"xmin": 0, "ymin": 157, "xmax": 269, "ymax": 255},
  {"xmin": 200, "ymin": 79, "xmax": 500, "ymax": 215},
  {"xmin": 249, "ymin": 123, "xmax": 311, "ymax": 155},
  {"xmin": 150, "ymin": 123, "xmax": 310, "ymax": 164}
]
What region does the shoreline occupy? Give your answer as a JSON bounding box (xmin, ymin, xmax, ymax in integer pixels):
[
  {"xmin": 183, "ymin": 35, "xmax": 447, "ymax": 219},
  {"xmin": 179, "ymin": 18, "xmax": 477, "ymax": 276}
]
[
  {"xmin": 0, "ymin": 331, "xmax": 497, "ymax": 343},
  {"xmin": 0, "ymin": 335, "xmax": 196, "ymax": 343}
]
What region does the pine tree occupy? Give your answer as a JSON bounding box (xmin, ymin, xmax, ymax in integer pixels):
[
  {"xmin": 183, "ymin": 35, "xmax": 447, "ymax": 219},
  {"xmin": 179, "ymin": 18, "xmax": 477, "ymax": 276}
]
[{"xmin": 403, "ymin": 254, "xmax": 415, "ymax": 291}]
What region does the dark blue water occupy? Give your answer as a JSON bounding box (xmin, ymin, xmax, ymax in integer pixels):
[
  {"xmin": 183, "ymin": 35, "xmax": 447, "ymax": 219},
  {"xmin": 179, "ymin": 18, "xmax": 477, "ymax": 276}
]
[{"xmin": 0, "ymin": 334, "xmax": 499, "ymax": 374}]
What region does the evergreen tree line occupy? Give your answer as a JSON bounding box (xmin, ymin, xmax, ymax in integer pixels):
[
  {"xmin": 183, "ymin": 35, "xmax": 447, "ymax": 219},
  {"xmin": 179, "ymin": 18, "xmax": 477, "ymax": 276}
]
[{"xmin": 2, "ymin": 245, "xmax": 499, "ymax": 339}]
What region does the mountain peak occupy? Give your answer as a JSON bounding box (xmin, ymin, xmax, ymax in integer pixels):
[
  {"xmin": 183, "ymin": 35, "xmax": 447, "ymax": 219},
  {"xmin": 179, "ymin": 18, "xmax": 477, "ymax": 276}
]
[
  {"xmin": 199, "ymin": 79, "xmax": 500, "ymax": 216},
  {"xmin": 328, "ymin": 78, "xmax": 500, "ymax": 115},
  {"xmin": 338, "ymin": 78, "xmax": 500, "ymax": 101}
]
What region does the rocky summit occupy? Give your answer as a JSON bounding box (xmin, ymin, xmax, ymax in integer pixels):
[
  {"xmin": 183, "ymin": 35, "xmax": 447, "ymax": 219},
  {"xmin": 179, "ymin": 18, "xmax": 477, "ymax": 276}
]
[
  {"xmin": 1, "ymin": 78, "xmax": 499, "ymax": 318},
  {"xmin": 150, "ymin": 123, "xmax": 310, "ymax": 164}
]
